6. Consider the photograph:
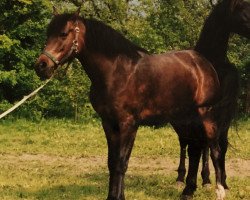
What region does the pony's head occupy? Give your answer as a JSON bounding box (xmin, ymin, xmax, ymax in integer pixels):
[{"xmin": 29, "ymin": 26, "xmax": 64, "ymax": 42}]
[
  {"xmin": 35, "ymin": 6, "xmax": 85, "ymax": 79},
  {"xmin": 228, "ymin": 0, "xmax": 250, "ymax": 37},
  {"xmin": 212, "ymin": 0, "xmax": 250, "ymax": 38}
]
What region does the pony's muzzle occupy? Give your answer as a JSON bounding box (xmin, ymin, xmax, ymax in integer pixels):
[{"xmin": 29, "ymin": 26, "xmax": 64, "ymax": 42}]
[
  {"xmin": 38, "ymin": 61, "xmax": 48, "ymax": 69},
  {"xmin": 35, "ymin": 55, "xmax": 55, "ymax": 80}
]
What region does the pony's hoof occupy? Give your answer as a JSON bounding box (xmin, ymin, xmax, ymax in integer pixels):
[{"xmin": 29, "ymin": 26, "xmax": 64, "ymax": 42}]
[
  {"xmin": 203, "ymin": 183, "xmax": 212, "ymax": 189},
  {"xmin": 223, "ymin": 183, "xmax": 229, "ymax": 190},
  {"xmin": 180, "ymin": 195, "xmax": 193, "ymax": 200},
  {"xmin": 216, "ymin": 184, "xmax": 226, "ymax": 200},
  {"xmin": 202, "ymin": 179, "xmax": 211, "ymax": 186},
  {"xmin": 176, "ymin": 181, "xmax": 185, "ymax": 187}
]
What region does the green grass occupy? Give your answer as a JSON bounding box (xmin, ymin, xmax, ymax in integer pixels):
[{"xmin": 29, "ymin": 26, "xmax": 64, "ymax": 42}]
[{"xmin": 0, "ymin": 118, "xmax": 249, "ymax": 199}]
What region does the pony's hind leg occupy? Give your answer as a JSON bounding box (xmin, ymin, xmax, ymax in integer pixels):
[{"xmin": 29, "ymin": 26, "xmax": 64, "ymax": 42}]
[
  {"xmin": 219, "ymin": 130, "xmax": 229, "ymax": 189},
  {"xmin": 181, "ymin": 141, "xmax": 203, "ymax": 199},
  {"xmin": 203, "ymin": 115, "xmax": 226, "ymax": 200},
  {"xmin": 199, "ymin": 107, "xmax": 226, "ymax": 200},
  {"xmin": 174, "ymin": 122, "xmax": 211, "ymax": 188},
  {"xmin": 177, "ymin": 138, "xmax": 188, "ymax": 184},
  {"xmin": 177, "ymin": 137, "xmax": 211, "ymax": 188},
  {"xmin": 102, "ymin": 118, "xmax": 138, "ymax": 200},
  {"xmin": 201, "ymin": 145, "xmax": 211, "ymax": 186},
  {"xmin": 172, "ymin": 125, "xmax": 188, "ymax": 184},
  {"xmin": 209, "ymin": 140, "xmax": 226, "ymax": 200}
]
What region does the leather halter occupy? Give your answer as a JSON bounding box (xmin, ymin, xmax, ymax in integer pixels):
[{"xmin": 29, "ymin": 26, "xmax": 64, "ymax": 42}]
[{"xmin": 42, "ymin": 21, "xmax": 80, "ymax": 66}]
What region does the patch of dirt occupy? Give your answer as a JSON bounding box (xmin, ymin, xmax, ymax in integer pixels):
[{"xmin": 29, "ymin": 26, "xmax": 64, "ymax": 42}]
[
  {"xmin": 130, "ymin": 156, "xmax": 250, "ymax": 178},
  {"xmin": 0, "ymin": 153, "xmax": 249, "ymax": 177}
]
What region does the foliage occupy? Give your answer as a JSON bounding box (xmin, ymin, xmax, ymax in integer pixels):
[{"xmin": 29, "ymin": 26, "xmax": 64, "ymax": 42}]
[
  {"xmin": 0, "ymin": 0, "xmax": 249, "ymax": 120},
  {"xmin": 148, "ymin": 0, "xmax": 210, "ymax": 51},
  {"xmin": 0, "ymin": 0, "xmax": 50, "ymax": 115}
]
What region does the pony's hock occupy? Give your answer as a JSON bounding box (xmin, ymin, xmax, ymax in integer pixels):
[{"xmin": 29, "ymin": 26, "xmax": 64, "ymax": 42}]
[{"xmin": 35, "ymin": 0, "xmax": 250, "ymax": 199}]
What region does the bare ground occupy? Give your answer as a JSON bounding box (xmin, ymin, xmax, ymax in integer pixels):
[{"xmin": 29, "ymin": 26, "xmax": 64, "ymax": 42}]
[{"xmin": 0, "ymin": 153, "xmax": 249, "ymax": 178}]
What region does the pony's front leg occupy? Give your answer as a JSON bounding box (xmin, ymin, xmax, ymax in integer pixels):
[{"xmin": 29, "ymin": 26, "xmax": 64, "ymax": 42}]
[{"xmin": 102, "ymin": 119, "xmax": 138, "ymax": 200}]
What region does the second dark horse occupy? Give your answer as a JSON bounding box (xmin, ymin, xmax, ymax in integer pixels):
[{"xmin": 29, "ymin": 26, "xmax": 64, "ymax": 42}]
[{"xmin": 176, "ymin": 0, "xmax": 250, "ymax": 189}]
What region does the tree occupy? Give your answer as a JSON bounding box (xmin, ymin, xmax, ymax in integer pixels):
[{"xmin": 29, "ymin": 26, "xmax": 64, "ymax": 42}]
[{"xmin": 0, "ymin": 0, "xmax": 51, "ymax": 116}]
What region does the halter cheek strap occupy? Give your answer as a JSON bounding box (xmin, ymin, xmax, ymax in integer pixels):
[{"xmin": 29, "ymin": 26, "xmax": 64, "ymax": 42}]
[{"xmin": 42, "ymin": 22, "xmax": 80, "ymax": 66}]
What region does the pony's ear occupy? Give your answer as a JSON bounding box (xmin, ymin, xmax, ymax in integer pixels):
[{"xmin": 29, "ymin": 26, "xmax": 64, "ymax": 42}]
[
  {"xmin": 75, "ymin": 6, "xmax": 81, "ymax": 17},
  {"xmin": 52, "ymin": 5, "xmax": 59, "ymax": 16},
  {"xmin": 210, "ymin": 0, "xmax": 222, "ymax": 7},
  {"xmin": 74, "ymin": 0, "xmax": 85, "ymax": 17},
  {"xmin": 229, "ymin": 0, "xmax": 242, "ymax": 11}
]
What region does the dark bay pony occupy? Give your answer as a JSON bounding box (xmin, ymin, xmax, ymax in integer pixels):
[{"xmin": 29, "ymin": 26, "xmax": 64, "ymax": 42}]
[
  {"xmin": 34, "ymin": 0, "xmax": 250, "ymax": 199},
  {"xmin": 176, "ymin": 0, "xmax": 250, "ymax": 189}
]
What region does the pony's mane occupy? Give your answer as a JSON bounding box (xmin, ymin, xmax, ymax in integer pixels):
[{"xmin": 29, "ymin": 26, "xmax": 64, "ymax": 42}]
[
  {"xmin": 47, "ymin": 13, "xmax": 73, "ymax": 36},
  {"xmin": 84, "ymin": 18, "xmax": 148, "ymax": 59},
  {"xmin": 47, "ymin": 14, "xmax": 147, "ymax": 60}
]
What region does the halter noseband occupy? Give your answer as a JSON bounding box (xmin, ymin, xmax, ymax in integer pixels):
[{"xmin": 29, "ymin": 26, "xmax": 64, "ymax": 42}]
[{"xmin": 42, "ymin": 21, "xmax": 80, "ymax": 66}]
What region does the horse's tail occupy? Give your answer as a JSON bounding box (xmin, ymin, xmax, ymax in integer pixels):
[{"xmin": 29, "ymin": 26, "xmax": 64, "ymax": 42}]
[{"xmin": 214, "ymin": 66, "xmax": 239, "ymax": 133}]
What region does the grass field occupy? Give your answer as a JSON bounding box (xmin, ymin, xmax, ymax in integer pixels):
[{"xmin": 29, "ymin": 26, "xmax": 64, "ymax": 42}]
[{"xmin": 0, "ymin": 119, "xmax": 249, "ymax": 200}]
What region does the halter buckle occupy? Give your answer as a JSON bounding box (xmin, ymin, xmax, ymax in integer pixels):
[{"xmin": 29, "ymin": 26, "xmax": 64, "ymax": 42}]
[
  {"xmin": 73, "ymin": 40, "xmax": 78, "ymax": 45},
  {"xmin": 75, "ymin": 27, "xmax": 80, "ymax": 33}
]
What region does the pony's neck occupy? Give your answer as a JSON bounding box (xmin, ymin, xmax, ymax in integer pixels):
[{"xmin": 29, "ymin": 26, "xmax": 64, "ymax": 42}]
[
  {"xmin": 77, "ymin": 49, "xmax": 142, "ymax": 90},
  {"xmin": 76, "ymin": 51, "xmax": 113, "ymax": 88},
  {"xmin": 195, "ymin": 5, "xmax": 230, "ymax": 65}
]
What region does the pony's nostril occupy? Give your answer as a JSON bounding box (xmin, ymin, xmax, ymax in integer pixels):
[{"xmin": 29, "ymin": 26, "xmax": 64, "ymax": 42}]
[{"xmin": 39, "ymin": 61, "xmax": 47, "ymax": 69}]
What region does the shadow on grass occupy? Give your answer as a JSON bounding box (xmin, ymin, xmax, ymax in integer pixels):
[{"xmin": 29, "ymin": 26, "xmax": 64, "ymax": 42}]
[
  {"xmin": 27, "ymin": 173, "xmax": 108, "ymax": 200},
  {"xmin": 33, "ymin": 184, "xmax": 105, "ymax": 200},
  {"xmin": 125, "ymin": 173, "xmax": 181, "ymax": 200},
  {"xmin": 21, "ymin": 172, "xmax": 181, "ymax": 200}
]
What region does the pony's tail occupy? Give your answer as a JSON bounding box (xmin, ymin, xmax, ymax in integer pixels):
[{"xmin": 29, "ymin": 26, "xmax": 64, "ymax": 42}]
[{"xmin": 216, "ymin": 66, "xmax": 239, "ymax": 134}]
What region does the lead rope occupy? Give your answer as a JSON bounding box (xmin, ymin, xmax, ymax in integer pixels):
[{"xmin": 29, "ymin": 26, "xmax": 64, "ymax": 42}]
[
  {"xmin": 0, "ymin": 62, "xmax": 71, "ymax": 120},
  {"xmin": 0, "ymin": 21, "xmax": 80, "ymax": 119}
]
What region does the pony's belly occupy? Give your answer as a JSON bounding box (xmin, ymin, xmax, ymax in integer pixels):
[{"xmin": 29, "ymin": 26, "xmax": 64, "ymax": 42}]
[
  {"xmin": 138, "ymin": 106, "xmax": 195, "ymax": 127},
  {"xmin": 139, "ymin": 114, "xmax": 169, "ymax": 127}
]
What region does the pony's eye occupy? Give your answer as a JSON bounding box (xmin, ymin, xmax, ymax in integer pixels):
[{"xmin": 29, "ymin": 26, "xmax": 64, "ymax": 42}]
[{"xmin": 59, "ymin": 32, "xmax": 68, "ymax": 37}]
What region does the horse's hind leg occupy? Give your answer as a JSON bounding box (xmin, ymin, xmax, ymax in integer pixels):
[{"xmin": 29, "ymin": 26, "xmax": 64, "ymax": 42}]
[
  {"xmin": 173, "ymin": 123, "xmax": 211, "ymax": 186},
  {"xmin": 201, "ymin": 145, "xmax": 211, "ymax": 186},
  {"xmin": 209, "ymin": 140, "xmax": 226, "ymax": 200},
  {"xmin": 102, "ymin": 118, "xmax": 138, "ymax": 200},
  {"xmin": 199, "ymin": 108, "xmax": 226, "ymax": 200},
  {"xmin": 181, "ymin": 141, "xmax": 202, "ymax": 199},
  {"xmin": 219, "ymin": 130, "xmax": 229, "ymax": 189}
]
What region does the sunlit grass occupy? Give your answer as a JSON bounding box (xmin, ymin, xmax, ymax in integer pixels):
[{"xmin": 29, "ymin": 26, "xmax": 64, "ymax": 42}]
[{"xmin": 0, "ymin": 119, "xmax": 248, "ymax": 158}]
